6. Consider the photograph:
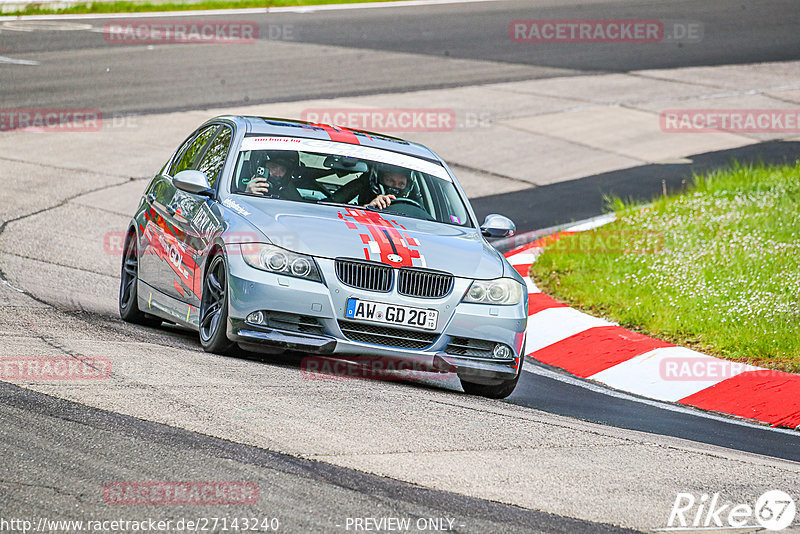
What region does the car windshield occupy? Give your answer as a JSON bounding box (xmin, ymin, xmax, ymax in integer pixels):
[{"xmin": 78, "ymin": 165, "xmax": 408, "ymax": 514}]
[{"xmin": 230, "ymin": 142, "xmax": 472, "ymax": 227}]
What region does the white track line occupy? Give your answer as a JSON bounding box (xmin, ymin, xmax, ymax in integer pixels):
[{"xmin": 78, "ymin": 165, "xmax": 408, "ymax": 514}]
[
  {"xmin": 564, "ymin": 213, "xmax": 616, "ymax": 232},
  {"xmin": 0, "ymin": 0, "xmax": 506, "ymax": 21},
  {"xmin": 522, "ymin": 361, "xmax": 799, "ymax": 436},
  {"xmin": 0, "ymin": 277, "xmax": 26, "ymax": 292},
  {"xmin": 0, "ymin": 55, "xmax": 39, "ymax": 65}
]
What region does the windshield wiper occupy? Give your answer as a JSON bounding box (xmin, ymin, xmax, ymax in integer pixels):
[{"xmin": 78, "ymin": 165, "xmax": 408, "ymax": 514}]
[
  {"xmin": 317, "ymin": 200, "xmax": 358, "ymax": 209},
  {"xmin": 316, "ymin": 200, "xmax": 394, "ymax": 214}
]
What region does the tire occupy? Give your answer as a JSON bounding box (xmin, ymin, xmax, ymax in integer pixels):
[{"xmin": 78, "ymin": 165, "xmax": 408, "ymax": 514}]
[
  {"xmin": 119, "ymin": 232, "xmax": 161, "ymax": 327},
  {"xmin": 199, "ymin": 253, "xmax": 236, "ymax": 355},
  {"xmin": 459, "ymin": 370, "xmax": 521, "ymax": 399}
]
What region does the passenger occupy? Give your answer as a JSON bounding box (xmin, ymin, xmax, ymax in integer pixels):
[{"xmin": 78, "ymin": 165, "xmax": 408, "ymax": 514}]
[{"xmin": 242, "ymin": 151, "xmax": 301, "ymax": 200}]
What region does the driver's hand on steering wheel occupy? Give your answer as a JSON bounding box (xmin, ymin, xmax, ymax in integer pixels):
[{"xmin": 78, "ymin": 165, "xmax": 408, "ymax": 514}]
[
  {"xmin": 245, "ymin": 175, "xmax": 271, "ymax": 196},
  {"xmin": 367, "ymin": 194, "xmax": 395, "ymax": 209}
]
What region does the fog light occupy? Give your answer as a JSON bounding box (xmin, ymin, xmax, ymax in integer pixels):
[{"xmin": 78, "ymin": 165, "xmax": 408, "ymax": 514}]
[
  {"xmin": 493, "ymin": 344, "xmax": 512, "ymax": 359},
  {"xmin": 247, "ymin": 311, "xmax": 266, "ymax": 325}
]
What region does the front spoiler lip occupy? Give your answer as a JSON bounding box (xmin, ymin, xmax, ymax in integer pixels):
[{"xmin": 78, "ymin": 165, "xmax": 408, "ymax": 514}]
[
  {"xmin": 228, "ymin": 320, "xmax": 337, "ymax": 354},
  {"xmin": 437, "ymin": 353, "xmax": 519, "ymax": 384},
  {"xmin": 228, "ymin": 319, "xmax": 518, "ymax": 381}
]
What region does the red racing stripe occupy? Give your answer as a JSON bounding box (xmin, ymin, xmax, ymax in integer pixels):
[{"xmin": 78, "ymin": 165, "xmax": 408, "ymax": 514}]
[
  {"xmin": 679, "ymin": 371, "xmax": 800, "ymax": 428},
  {"xmin": 340, "ymin": 208, "xmax": 419, "ymax": 266},
  {"xmin": 530, "ymin": 326, "xmax": 673, "ymax": 378},
  {"xmin": 528, "ymin": 293, "xmax": 568, "ymax": 315},
  {"xmin": 313, "ymin": 123, "xmax": 360, "ymax": 145}
]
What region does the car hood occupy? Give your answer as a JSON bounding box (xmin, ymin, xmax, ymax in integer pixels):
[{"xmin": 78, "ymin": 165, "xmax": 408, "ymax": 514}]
[{"xmin": 224, "ymin": 197, "xmax": 505, "ymax": 279}]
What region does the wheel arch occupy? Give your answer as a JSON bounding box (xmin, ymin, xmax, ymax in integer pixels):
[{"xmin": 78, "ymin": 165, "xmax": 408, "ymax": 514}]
[
  {"xmin": 124, "ymin": 222, "xmax": 138, "ymax": 246},
  {"xmin": 199, "ymin": 240, "xmax": 231, "ymax": 314},
  {"xmin": 201, "ymin": 241, "xmax": 228, "ymax": 282}
]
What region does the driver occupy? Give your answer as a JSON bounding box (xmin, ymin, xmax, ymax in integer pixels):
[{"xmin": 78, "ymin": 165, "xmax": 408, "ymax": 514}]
[
  {"xmin": 365, "ymin": 164, "xmax": 414, "ymax": 209},
  {"xmin": 242, "ymin": 151, "xmax": 301, "ymax": 200},
  {"xmin": 332, "ymin": 163, "xmax": 420, "ymax": 209}
]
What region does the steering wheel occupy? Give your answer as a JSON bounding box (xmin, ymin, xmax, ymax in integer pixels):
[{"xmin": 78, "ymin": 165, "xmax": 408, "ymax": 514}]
[
  {"xmin": 382, "ymin": 197, "xmax": 433, "ymax": 220},
  {"xmin": 388, "ymin": 197, "xmax": 424, "ymax": 210}
]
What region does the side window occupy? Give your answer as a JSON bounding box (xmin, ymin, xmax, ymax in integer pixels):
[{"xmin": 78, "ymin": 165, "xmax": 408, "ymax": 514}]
[
  {"xmin": 171, "ymin": 125, "xmax": 218, "ymax": 176},
  {"xmin": 196, "ymin": 126, "xmax": 232, "ymax": 187},
  {"xmin": 167, "ymin": 137, "xmax": 195, "ymax": 176}
]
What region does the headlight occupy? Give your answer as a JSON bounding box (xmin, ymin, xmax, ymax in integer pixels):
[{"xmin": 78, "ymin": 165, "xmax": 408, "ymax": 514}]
[
  {"xmin": 462, "ymin": 278, "xmax": 522, "ymax": 305},
  {"xmin": 240, "ymin": 243, "xmax": 321, "ymax": 282}
]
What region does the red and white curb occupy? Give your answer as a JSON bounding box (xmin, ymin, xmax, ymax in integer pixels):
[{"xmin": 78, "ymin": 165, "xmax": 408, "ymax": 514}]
[{"xmin": 504, "ymin": 215, "xmax": 800, "ymax": 430}]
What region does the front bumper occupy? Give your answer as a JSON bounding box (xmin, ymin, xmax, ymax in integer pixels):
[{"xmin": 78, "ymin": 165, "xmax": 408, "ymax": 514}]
[
  {"xmin": 229, "ymin": 319, "xmax": 337, "ymax": 354},
  {"xmin": 225, "ymin": 253, "xmax": 527, "ymax": 382}
]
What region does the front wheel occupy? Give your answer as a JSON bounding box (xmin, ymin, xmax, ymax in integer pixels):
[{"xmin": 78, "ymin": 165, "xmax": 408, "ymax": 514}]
[
  {"xmin": 459, "ymin": 371, "xmax": 520, "ymax": 399},
  {"xmin": 199, "ymin": 254, "xmax": 236, "ymax": 355}
]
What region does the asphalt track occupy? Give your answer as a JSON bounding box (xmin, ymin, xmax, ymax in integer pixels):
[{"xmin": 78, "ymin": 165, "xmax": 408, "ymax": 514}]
[
  {"xmin": 2, "ymin": 0, "xmax": 800, "ymax": 531},
  {"xmin": 2, "ymin": 0, "xmax": 800, "ymax": 115},
  {"xmin": 0, "ymin": 380, "xmax": 632, "ymax": 534},
  {"xmin": 513, "ymin": 364, "xmax": 800, "ymax": 464}
]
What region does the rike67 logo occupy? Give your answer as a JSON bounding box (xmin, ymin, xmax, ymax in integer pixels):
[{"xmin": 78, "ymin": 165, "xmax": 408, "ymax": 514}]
[{"xmin": 664, "ymin": 490, "xmax": 796, "ymax": 531}]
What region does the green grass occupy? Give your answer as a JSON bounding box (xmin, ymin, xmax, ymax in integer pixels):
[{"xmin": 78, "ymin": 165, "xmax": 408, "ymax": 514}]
[
  {"xmin": 531, "ymin": 162, "xmax": 800, "ymax": 372},
  {"xmin": 4, "ymin": 0, "xmax": 392, "ymax": 16}
]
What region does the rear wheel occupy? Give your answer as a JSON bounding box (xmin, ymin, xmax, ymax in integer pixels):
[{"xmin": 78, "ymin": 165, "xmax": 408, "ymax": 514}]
[
  {"xmin": 459, "ymin": 370, "xmax": 521, "ymax": 399},
  {"xmin": 119, "ymin": 232, "xmax": 161, "ymax": 326},
  {"xmin": 199, "ymin": 254, "xmax": 236, "ymax": 355}
]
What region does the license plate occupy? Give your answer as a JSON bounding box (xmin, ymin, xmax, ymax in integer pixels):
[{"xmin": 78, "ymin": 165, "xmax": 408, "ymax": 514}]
[{"xmin": 345, "ymin": 298, "xmax": 438, "ymax": 330}]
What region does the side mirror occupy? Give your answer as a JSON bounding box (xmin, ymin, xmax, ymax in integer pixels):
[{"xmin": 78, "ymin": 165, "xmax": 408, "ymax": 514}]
[
  {"xmin": 481, "ymin": 214, "xmax": 516, "ymax": 238},
  {"xmin": 174, "ymin": 170, "xmax": 214, "ymax": 198}
]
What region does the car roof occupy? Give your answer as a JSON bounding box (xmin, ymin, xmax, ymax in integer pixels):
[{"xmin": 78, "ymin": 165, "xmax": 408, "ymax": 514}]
[{"xmin": 215, "ymin": 115, "xmax": 442, "ymax": 163}]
